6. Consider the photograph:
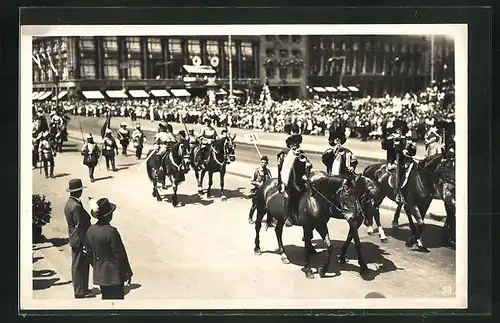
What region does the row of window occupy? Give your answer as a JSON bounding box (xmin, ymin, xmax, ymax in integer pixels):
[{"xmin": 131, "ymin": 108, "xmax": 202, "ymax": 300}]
[
  {"xmin": 78, "ymin": 37, "xmax": 254, "ymax": 57},
  {"xmin": 265, "ymin": 35, "xmax": 302, "ymax": 43},
  {"xmin": 266, "ymin": 48, "xmax": 304, "ymax": 58},
  {"xmin": 265, "ymin": 67, "xmax": 302, "ymax": 80}
]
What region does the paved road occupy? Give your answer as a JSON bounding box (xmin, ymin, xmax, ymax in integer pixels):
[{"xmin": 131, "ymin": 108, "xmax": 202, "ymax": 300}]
[{"xmin": 32, "ymin": 137, "xmax": 456, "ymax": 303}]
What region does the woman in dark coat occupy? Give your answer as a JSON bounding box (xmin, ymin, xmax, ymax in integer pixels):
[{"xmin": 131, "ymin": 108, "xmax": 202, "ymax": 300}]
[{"xmin": 86, "ymin": 198, "xmax": 133, "ymax": 300}]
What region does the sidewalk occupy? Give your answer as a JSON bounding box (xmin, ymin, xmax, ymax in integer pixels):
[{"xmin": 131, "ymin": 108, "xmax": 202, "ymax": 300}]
[
  {"xmin": 66, "ymin": 128, "xmax": 445, "ymax": 216},
  {"xmin": 70, "ymin": 116, "xmax": 427, "ymax": 161}
]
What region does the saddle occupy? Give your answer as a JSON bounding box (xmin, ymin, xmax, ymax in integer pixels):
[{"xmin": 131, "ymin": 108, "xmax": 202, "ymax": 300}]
[{"xmin": 386, "ymin": 163, "xmax": 414, "ymax": 189}]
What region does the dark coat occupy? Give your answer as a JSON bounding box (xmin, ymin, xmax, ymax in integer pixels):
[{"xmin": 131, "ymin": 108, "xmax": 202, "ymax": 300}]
[
  {"xmin": 64, "ymin": 197, "xmax": 92, "ymax": 249},
  {"xmin": 85, "ymin": 222, "xmax": 133, "ymax": 286}
]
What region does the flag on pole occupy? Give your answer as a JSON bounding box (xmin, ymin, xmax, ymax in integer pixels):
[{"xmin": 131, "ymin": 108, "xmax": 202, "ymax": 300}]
[
  {"xmin": 47, "ymin": 55, "xmax": 58, "ymax": 74},
  {"xmin": 32, "ymin": 54, "xmax": 42, "ymax": 69},
  {"xmin": 100, "ymin": 112, "xmax": 112, "ymax": 139}
]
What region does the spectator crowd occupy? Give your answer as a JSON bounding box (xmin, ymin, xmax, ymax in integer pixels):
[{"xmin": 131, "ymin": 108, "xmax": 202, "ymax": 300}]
[{"xmin": 34, "ymin": 80, "xmax": 455, "ymax": 143}]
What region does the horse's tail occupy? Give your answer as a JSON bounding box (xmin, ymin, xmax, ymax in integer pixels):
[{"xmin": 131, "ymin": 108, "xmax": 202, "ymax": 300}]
[{"xmin": 145, "ymin": 149, "xmax": 156, "ymax": 182}]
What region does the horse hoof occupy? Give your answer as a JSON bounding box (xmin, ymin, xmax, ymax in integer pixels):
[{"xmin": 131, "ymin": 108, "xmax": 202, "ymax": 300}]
[
  {"xmin": 198, "ymin": 190, "xmax": 203, "ymax": 195},
  {"xmin": 152, "ymin": 191, "xmax": 157, "ymax": 197},
  {"xmin": 248, "ymin": 219, "xmax": 254, "ymax": 224},
  {"xmin": 304, "ymin": 269, "xmax": 315, "ymax": 279},
  {"xmin": 221, "ymin": 195, "xmax": 227, "ymax": 201},
  {"xmin": 207, "ymin": 194, "xmax": 212, "ymax": 199},
  {"xmin": 405, "ymin": 238, "xmax": 414, "ymax": 247},
  {"xmin": 392, "ymin": 221, "xmax": 399, "ymax": 228},
  {"xmin": 417, "ymin": 245, "xmax": 430, "ymax": 253},
  {"xmin": 337, "ymin": 256, "xmax": 347, "ymax": 265},
  {"xmin": 281, "ymin": 256, "xmax": 290, "ymax": 264},
  {"xmin": 380, "ymin": 237, "xmax": 388, "ymax": 243},
  {"xmin": 254, "ymin": 248, "xmax": 262, "ymax": 256},
  {"xmin": 359, "ymin": 264, "xmax": 370, "ymax": 274}
]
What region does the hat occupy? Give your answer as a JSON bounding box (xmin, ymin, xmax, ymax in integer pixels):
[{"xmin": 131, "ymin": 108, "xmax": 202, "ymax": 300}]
[
  {"xmin": 203, "ymin": 117, "xmax": 211, "ymax": 123},
  {"xmin": 105, "ymin": 128, "xmax": 112, "ymax": 134},
  {"xmin": 89, "ymin": 198, "xmax": 116, "ymax": 219},
  {"xmin": 159, "ymin": 121, "xmax": 167, "ymax": 128},
  {"xmin": 86, "ymin": 134, "xmax": 93, "ymax": 140},
  {"xmin": 188, "ymin": 129, "xmax": 194, "ymax": 133},
  {"xmin": 260, "ymin": 155, "xmax": 269, "ymax": 162},
  {"xmin": 65, "ymin": 178, "xmax": 87, "ymax": 192},
  {"xmin": 121, "ymin": 122, "xmax": 127, "ymax": 127},
  {"xmin": 135, "ymin": 123, "xmax": 141, "ymax": 128}
]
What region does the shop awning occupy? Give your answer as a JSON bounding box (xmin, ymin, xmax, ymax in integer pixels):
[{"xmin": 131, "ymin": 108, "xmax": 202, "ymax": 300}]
[
  {"xmin": 51, "ymin": 90, "xmax": 68, "ymax": 101},
  {"xmin": 32, "ymin": 91, "xmax": 45, "ymax": 100},
  {"xmin": 216, "ymin": 89, "xmax": 227, "ymax": 95},
  {"xmin": 324, "ymin": 87, "xmax": 338, "ymax": 92},
  {"xmin": 348, "ymin": 86, "xmax": 360, "ymax": 92},
  {"xmin": 170, "ymin": 89, "xmax": 191, "ymax": 97},
  {"xmin": 37, "ymin": 91, "xmax": 53, "ymax": 101},
  {"xmin": 337, "ymin": 86, "xmax": 349, "ymax": 92},
  {"xmin": 183, "ymin": 65, "xmax": 216, "ymax": 74},
  {"xmin": 32, "ymin": 91, "xmax": 40, "ymax": 99},
  {"xmin": 128, "ymin": 90, "xmax": 150, "ymax": 98},
  {"xmin": 150, "ymin": 89, "xmax": 171, "ymax": 97},
  {"xmin": 82, "ymin": 91, "xmax": 105, "ymax": 99},
  {"xmin": 232, "ymin": 89, "xmax": 244, "ymax": 95},
  {"xmin": 313, "ymin": 87, "xmax": 326, "ymax": 92},
  {"xmin": 106, "ymin": 90, "xmax": 129, "ymax": 99}
]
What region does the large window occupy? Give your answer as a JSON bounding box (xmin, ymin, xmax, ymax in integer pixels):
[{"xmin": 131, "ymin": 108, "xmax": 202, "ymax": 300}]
[
  {"xmin": 80, "ymin": 58, "xmax": 96, "ymax": 79},
  {"xmin": 241, "ymin": 62, "xmax": 254, "ymax": 79},
  {"xmin": 291, "ymin": 35, "xmax": 301, "ymax": 43},
  {"xmin": 187, "ymin": 39, "xmax": 201, "ymax": 54},
  {"xmin": 127, "ymin": 59, "xmax": 142, "ymax": 79},
  {"xmin": 292, "ymin": 68, "xmax": 301, "ymax": 79},
  {"xmin": 103, "ymin": 36, "xmax": 118, "ymax": 51},
  {"xmin": 265, "ymin": 67, "xmax": 276, "ymax": 79},
  {"xmin": 279, "ymin": 67, "xmax": 288, "ymax": 79},
  {"xmin": 224, "ymin": 41, "xmax": 236, "ymax": 56},
  {"xmin": 126, "ymin": 37, "xmax": 141, "ymax": 52},
  {"xmin": 279, "ymin": 35, "xmax": 289, "ymax": 43},
  {"xmin": 148, "ymin": 38, "xmax": 162, "ymax": 53},
  {"xmin": 241, "ymin": 42, "xmax": 253, "ymax": 57},
  {"xmin": 168, "ymin": 39, "xmax": 182, "ymax": 54},
  {"xmin": 265, "ymin": 35, "xmax": 275, "ymax": 42},
  {"xmin": 279, "ymin": 49, "xmax": 289, "ymax": 58},
  {"xmin": 79, "ymin": 37, "xmax": 95, "ymax": 51},
  {"xmin": 104, "ymin": 58, "xmax": 119, "ymax": 79},
  {"xmin": 206, "ymin": 40, "xmax": 219, "ymax": 55}
]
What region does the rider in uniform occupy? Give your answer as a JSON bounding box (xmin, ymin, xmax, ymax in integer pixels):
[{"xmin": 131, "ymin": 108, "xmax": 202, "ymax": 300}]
[
  {"xmin": 102, "ymin": 129, "xmax": 119, "ymax": 171},
  {"xmin": 325, "ymin": 125, "xmax": 358, "ymax": 179},
  {"xmin": 195, "ymin": 117, "xmax": 218, "ymax": 169},
  {"xmin": 116, "ymin": 122, "xmax": 131, "ymax": 155},
  {"xmin": 38, "ymin": 131, "xmax": 56, "ymax": 178},
  {"xmin": 153, "ymin": 121, "xmax": 177, "ymax": 164},
  {"xmin": 435, "ymin": 120, "xmax": 455, "ymax": 157},
  {"xmin": 381, "ymin": 119, "xmax": 417, "ymax": 203},
  {"xmin": 81, "ymin": 134, "xmax": 101, "ymax": 182},
  {"xmin": 248, "ymin": 155, "xmax": 272, "ymax": 224},
  {"xmin": 132, "ymin": 123, "xmax": 146, "ymax": 160}
]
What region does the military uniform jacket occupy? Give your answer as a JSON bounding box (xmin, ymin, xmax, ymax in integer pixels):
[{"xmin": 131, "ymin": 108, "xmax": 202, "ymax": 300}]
[
  {"xmin": 132, "ymin": 130, "xmax": 146, "ymax": 147},
  {"xmin": 81, "ymin": 142, "xmax": 101, "ymax": 166},
  {"xmin": 103, "ymin": 137, "xmax": 118, "ymax": 156},
  {"xmin": 328, "ymin": 146, "xmax": 356, "ymax": 176},
  {"xmin": 64, "ymin": 197, "xmax": 92, "ymax": 250},
  {"xmin": 252, "ymin": 166, "xmax": 272, "ymax": 187},
  {"xmin": 199, "ymin": 126, "xmax": 217, "ymax": 140},
  {"xmin": 154, "ymin": 132, "xmax": 177, "ymax": 145},
  {"xmin": 38, "ymin": 139, "xmax": 55, "ymax": 161},
  {"xmin": 85, "ymin": 223, "xmax": 133, "ymax": 286},
  {"xmin": 117, "ymin": 129, "xmax": 130, "ymax": 142}
]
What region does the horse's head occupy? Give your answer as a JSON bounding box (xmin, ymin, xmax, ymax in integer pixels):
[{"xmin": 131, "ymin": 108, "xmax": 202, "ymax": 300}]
[
  {"xmin": 217, "ymin": 135, "xmax": 236, "ymax": 164},
  {"xmin": 436, "ymin": 154, "xmax": 456, "ymax": 183},
  {"xmin": 174, "ymin": 140, "xmax": 191, "ymax": 173},
  {"xmin": 334, "ymin": 179, "xmax": 364, "ymax": 222},
  {"xmin": 352, "ymin": 174, "xmax": 379, "ymax": 227}
]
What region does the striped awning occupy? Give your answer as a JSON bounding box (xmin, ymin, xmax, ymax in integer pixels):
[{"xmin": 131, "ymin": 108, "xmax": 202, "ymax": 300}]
[
  {"xmin": 215, "ymin": 89, "xmax": 227, "ymax": 95},
  {"xmin": 150, "ymin": 89, "xmax": 171, "ymax": 97},
  {"xmin": 37, "ymin": 91, "xmax": 53, "ymax": 101},
  {"xmin": 337, "ymin": 86, "xmax": 349, "ymax": 92},
  {"xmin": 51, "ymin": 90, "xmax": 68, "ymax": 101},
  {"xmin": 32, "ymin": 91, "xmax": 46, "ymax": 100},
  {"xmin": 32, "ymin": 91, "xmax": 40, "ymax": 99},
  {"xmin": 82, "ymin": 91, "xmax": 105, "ymax": 99},
  {"xmin": 170, "ymin": 89, "xmax": 191, "ymax": 97},
  {"xmin": 128, "ymin": 90, "xmax": 150, "ymax": 98},
  {"xmin": 324, "ymin": 87, "xmax": 338, "ymax": 92},
  {"xmin": 106, "ymin": 90, "xmax": 129, "ymax": 99},
  {"xmin": 183, "ymin": 65, "xmax": 216, "ymax": 74},
  {"xmin": 348, "ymin": 86, "xmax": 360, "ymax": 92},
  {"xmin": 313, "ymin": 87, "xmax": 327, "ymax": 92}
]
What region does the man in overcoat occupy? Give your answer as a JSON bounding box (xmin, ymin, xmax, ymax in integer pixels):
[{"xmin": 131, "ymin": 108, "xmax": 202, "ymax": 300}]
[{"xmin": 63, "ymin": 178, "xmax": 92, "ymax": 298}]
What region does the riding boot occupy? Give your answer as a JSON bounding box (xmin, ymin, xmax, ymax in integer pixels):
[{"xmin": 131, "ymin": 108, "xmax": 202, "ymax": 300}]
[{"xmin": 283, "ymin": 194, "xmax": 294, "ymax": 227}]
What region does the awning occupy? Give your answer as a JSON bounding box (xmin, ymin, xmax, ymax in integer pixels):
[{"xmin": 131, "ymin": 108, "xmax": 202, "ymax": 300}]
[
  {"xmin": 232, "ymin": 89, "xmax": 244, "ymax": 95},
  {"xmin": 183, "ymin": 65, "xmax": 216, "ymax": 74},
  {"xmin": 128, "ymin": 90, "xmax": 150, "ymax": 98},
  {"xmin": 313, "ymin": 87, "xmax": 326, "ymax": 92},
  {"xmin": 32, "ymin": 91, "xmax": 46, "ymax": 100},
  {"xmin": 37, "ymin": 91, "xmax": 53, "ymax": 101},
  {"xmin": 150, "ymin": 89, "xmax": 171, "ymax": 97},
  {"xmin": 348, "ymin": 86, "xmax": 360, "ymax": 92},
  {"xmin": 325, "ymin": 87, "xmax": 338, "ymax": 92},
  {"xmin": 51, "ymin": 90, "xmax": 68, "ymax": 101},
  {"xmin": 216, "ymin": 89, "xmax": 227, "ymax": 95},
  {"xmin": 337, "ymin": 86, "xmax": 349, "ymax": 92},
  {"xmin": 106, "ymin": 90, "xmax": 129, "ymax": 99},
  {"xmin": 32, "ymin": 91, "xmax": 40, "ymax": 99},
  {"xmin": 170, "ymin": 89, "xmax": 191, "ymax": 97},
  {"xmin": 82, "ymin": 91, "xmax": 105, "ymax": 99}
]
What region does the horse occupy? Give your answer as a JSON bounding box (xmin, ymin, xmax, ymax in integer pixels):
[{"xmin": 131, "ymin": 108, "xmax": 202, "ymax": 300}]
[
  {"xmin": 321, "ymin": 147, "xmax": 388, "ymax": 242},
  {"xmin": 145, "ymin": 139, "xmax": 191, "ymax": 206},
  {"xmin": 49, "ymin": 124, "xmax": 64, "ymax": 153},
  {"xmin": 191, "ymin": 135, "xmax": 236, "ymax": 201},
  {"xmin": 389, "ymin": 153, "xmax": 456, "ymax": 245},
  {"xmin": 253, "ymin": 150, "xmax": 368, "ymax": 279},
  {"xmin": 362, "ymin": 152, "xmax": 456, "ymax": 251}
]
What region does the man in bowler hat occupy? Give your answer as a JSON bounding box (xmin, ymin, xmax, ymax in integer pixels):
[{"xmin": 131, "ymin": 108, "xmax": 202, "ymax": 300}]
[
  {"xmin": 86, "ymin": 198, "xmax": 133, "ymax": 299},
  {"xmin": 64, "ymin": 178, "xmax": 92, "ymax": 298}
]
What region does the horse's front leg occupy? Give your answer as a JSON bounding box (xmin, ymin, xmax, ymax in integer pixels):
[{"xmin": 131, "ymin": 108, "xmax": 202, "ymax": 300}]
[
  {"xmin": 274, "ymin": 218, "xmax": 289, "ymax": 264},
  {"xmin": 198, "ymin": 169, "xmax": 206, "ymax": 195},
  {"xmin": 351, "ymin": 219, "xmax": 369, "ymax": 273},
  {"xmin": 316, "ymin": 224, "xmax": 334, "ymax": 278},
  {"xmin": 152, "ymin": 177, "xmax": 161, "ymax": 202},
  {"xmin": 254, "ymin": 208, "xmax": 266, "ymax": 255},
  {"xmin": 220, "ymin": 169, "xmax": 227, "ymax": 201},
  {"xmin": 392, "ymin": 203, "xmax": 403, "ymax": 228},
  {"xmin": 206, "ymin": 171, "xmax": 214, "ymax": 198},
  {"xmin": 302, "ymin": 225, "xmax": 315, "ymax": 279},
  {"xmin": 170, "ymin": 175, "xmax": 179, "ymax": 207},
  {"xmin": 404, "ymin": 204, "xmax": 428, "ymax": 252},
  {"xmin": 369, "ymin": 208, "xmax": 388, "ymax": 243}
]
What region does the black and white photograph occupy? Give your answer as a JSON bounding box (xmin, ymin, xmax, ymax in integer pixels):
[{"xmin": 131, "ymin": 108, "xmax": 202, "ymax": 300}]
[{"xmin": 21, "ymin": 24, "xmax": 466, "ymax": 309}]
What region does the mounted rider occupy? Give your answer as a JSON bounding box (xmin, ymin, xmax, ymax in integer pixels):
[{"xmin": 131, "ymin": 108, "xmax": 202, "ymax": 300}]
[
  {"xmin": 325, "ymin": 123, "xmax": 358, "ymax": 179},
  {"xmin": 381, "ymin": 119, "xmax": 417, "ymax": 203},
  {"xmin": 132, "ymin": 123, "xmax": 146, "ymax": 159},
  {"xmin": 187, "ymin": 129, "xmax": 199, "ymax": 153},
  {"xmin": 38, "ymin": 130, "xmax": 56, "ymax": 178},
  {"xmin": 194, "ymin": 117, "xmax": 218, "ymax": 169},
  {"xmin": 153, "ymin": 121, "xmax": 177, "ymax": 164},
  {"xmin": 50, "ymin": 110, "xmax": 63, "ymax": 130},
  {"xmin": 435, "ymin": 120, "xmax": 455, "ymax": 158},
  {"xmin": 116, "ymin": 122, "xmax": 131, "ymax": 155},
  {"xmin": 277, "ymin": 125, "xmax": 311, "ymax": 225}
]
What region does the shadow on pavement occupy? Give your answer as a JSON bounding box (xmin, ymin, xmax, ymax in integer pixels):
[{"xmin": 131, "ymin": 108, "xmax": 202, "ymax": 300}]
[
  {"xmin": 167, "ymin": 193, "xmax": 214, "ymax": 206},
  {"xmin": 52, "ymin": 172, "xmax": 71, "ymax": 179},
  {"xmin": 48, "ymin": 237, "xmax": 69, "ymax": 248},
  {"xmin": 33, "ymin": 277, "xmax": 72, "ymax": 291},
  {"xmin": 33, "ymin": 256, "xmax": 43, "ymax": 264},
  {"xmin": 385, "ymin": 222, "xmax": 448, "ymax": 249},
  {"xmin": 94, "ymin": 175, "xmax": 114, "ymax": 182},
  {"xmin": 117, "ymin": 162, "xmax": 138, "ymax": 167},
  {"xmin": 62, "ymin": 148, "xmax": 81, "ymax": 153},
  {"xmin": 125, "ymin": 283, "xmax": 141, "ymax": 296},
  {"xmin": 33, "ymin": 269, "xmax": 56, "ymax": 278},
  {"xmin": 206, "ymin": 187, "xmax": 248, "ymax": 200},
  {"xmin": 115, "ymin": 166, "xmax": 130, "ymax": 171}
]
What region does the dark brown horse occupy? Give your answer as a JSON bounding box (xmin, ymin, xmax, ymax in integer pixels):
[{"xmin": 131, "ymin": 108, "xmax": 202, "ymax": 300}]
[
  {"xmin": 146, "ymin": 139, "xmax": 191, "ymax": 206},
  {"xmin": 191, "ymin": 135, "xmax": 236, "ymax": 201},
  {"xmin": 363, "ymin": 153, "xmax": 456, "ymax": 251},
  {"xmin": 253, "ymin": 151, "xmax": 368, "ymax": 279}
]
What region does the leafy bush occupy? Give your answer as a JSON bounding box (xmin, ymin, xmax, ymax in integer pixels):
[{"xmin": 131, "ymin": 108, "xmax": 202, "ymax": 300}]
[{"xmin": 32, "ymin": 194, "xmax": 52, "ymax": 227}]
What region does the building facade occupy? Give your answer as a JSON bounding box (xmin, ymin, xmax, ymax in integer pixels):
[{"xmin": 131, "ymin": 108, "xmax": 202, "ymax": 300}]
[
  {"xmin": 32, "ymin": 35, "xmax": 261, "ymax": 99},
  {"xmin": 307, "ymin": 35, "xmax": 455, "ymax": 97}
]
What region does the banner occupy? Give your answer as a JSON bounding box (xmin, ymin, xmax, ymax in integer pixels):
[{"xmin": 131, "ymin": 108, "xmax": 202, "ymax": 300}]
[{"xmin": 100, "ymin": 112, "xmax": 112, "ymax": 139}]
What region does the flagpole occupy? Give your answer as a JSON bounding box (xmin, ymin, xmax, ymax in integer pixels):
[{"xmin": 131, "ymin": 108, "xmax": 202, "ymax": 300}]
[
  {"xmin": 430, "ymin": 34, "xmax": 434, "ymax": 85},
  {"xmin": 228, "ymin": 35, "xmax": 233, "ymax": 108}
]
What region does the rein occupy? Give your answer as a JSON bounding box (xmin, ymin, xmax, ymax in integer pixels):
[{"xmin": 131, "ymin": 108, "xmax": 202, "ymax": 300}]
[
  {"xmin": 408, "ymin": 155, "xmax": 456, "ymax": 186},
  {"xmin": 307, "ymin": 181, "xmax": 345, "ymax": 214}
]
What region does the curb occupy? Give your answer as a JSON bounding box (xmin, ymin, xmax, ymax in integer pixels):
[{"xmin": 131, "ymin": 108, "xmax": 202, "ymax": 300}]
[{"xmin": 66, "ymin": 133, "xmax": 403, "ymax": 214}]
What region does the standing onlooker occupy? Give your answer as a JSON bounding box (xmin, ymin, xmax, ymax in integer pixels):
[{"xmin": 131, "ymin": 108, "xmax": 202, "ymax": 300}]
[
  {"xmin": 64, "ymin": 178, "xmax": 92, "ymax": 298},
  {"xmin": 86, "ymin": 198, "xmax": 133, "ymax": 300}
]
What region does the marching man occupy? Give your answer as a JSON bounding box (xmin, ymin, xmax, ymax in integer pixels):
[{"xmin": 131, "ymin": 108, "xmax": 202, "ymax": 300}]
[
  {"xmin": 116, "ymin": 122, "xmax": 131, "ymax": 156},
  {"xmin": 132, "ymin": 124, "xmax": 146, "ymax": 160},
  {"xmin": 81, "ymin": 134, "xmax": 101, "ymax": 182},
  {"xmin": 38, "ymin": 131, "xmax": 56, "ymax": 178},
  {"xmin": 248, "ymin": 155, "xmax": 272, "ymax": 225},
  {"xmin": 102, "ymin": 129, "xmax": 119, "ymax": 172}
]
